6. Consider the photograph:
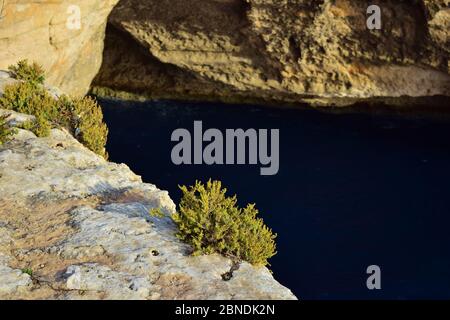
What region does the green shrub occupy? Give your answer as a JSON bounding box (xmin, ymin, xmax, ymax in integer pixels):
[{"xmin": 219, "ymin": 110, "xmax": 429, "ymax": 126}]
[
  {"xmin": 149, "ymin": 207, "xmax": 165, "ymax": 218},
  {"xmin": 0, "ymin": 61, "xmax": 109, "ymax": 158},
  {"xmin": 0, "ymin": 114, "xmax": 16, "ymax": 145},
  {"xmin": 8, "ymin": 60, "xmax": 45, "ymax": 85},
  {"xmin": 70, "ymin": 96, "xmax": 108, "ymax": 159},
  {"xmin": 172, "ymin": 180, "xmax": 277, "ymax": 267},
  {"xmin": 20, "ymin": 115, "xmax": 51, "ymax": 138},
  {"xmin": 0, "ymin": 82, "xmax": 59, "ymax": 137},
  {"xmin": 0, "ymin": 82, "xmax": 58, "ymax": 137},
  {"xmin": 21, "ymin": 268, "xmax": 33, "ymax": 277},
  {"xmin": 0, "ymin": 81, "xmax": 44, "ymax": 113}
]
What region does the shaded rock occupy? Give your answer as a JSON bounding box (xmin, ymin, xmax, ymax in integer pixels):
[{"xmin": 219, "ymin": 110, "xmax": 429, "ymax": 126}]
[{"xmin": 94, "ymin": 0, "xmax": 450, "ymax": 106}]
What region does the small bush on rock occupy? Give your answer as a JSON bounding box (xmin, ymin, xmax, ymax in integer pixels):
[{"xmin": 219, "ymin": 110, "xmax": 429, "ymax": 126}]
[
  {"xmin": 21, "ymin": 114, "xmax": 51, "ymax": 138},
  {"xmin": 21, "ymin": 268, "xmax": 33, "ymax": 277},
  {"xmin": 8, "ymin": 60, "xmax": 45, "ymax": 85},
  {"xmin": 0, "ymin": 114, "xmax": 16, "ymax": 145},
  {"xmin": 0, "ymin": 61, "xmax": 108, "ymax": 158},
  {"xmin": 70, "ymin": 96, "xmax": 108, "ymax": 159},
  {"xmin": 0, "ymin": 82, "xmax": 58, "ymax": 137},
  {"xmin": 172, "ymin": 180, "xmax": 277, "ymax": 267},
  {"xmin": 149, "ymin": 207, "xmax": 165, "ymax": 218}
]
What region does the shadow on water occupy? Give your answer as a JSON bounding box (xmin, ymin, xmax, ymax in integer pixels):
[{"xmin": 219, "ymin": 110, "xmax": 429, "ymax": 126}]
[{"xmin": 99, "ymin": 98, "xmax": 450, "ymax": 300}]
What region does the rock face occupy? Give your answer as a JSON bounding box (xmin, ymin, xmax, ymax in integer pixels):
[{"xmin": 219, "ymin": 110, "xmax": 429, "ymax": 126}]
[
  {"xmin": 94, "ymin": 0, "xmax": 450, "ymax": 105},
  {"xmin": 0, "ymin": 103, "xmax": 296, "ymax": 299},
  {"xmin": 0, "ymin": 0, "xmax": 119, "ymax": 96}
]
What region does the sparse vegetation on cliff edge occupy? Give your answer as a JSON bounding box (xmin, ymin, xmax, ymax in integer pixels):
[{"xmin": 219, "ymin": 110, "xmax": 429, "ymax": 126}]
[
  {"xmin": 8, "ymin": 60, "xmax": 45, "ymax": 86},
  {"xmin": 170, "ymin": 180, "xmax": 277, "ymax": 267},
  {"xmin": 0, "ymin": 60, "xmax": 108, "ymax": 158}
]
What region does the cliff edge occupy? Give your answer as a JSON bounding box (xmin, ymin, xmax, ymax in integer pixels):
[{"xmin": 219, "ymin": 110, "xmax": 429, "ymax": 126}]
[{"xmin": 0, "ymin": 74, "xmax": 296, "ymax": 299}]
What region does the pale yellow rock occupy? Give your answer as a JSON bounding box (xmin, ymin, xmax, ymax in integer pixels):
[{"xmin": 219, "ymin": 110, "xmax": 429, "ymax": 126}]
[{"xmin": 0, "ymin": 0, "xmax": 119, "ymax": 96}]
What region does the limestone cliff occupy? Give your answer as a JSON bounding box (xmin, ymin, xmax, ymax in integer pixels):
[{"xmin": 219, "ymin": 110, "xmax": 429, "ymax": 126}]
[
  {"xmin": 0, "ymin": 74, "xmax": 296, "ymax": 299},
  {"xmin": 93, "ymin": 0, "xmax": 450, "ymax": 106},
  {"xmin": 0, "ymin": 0, "xmax": 119, "ymax": 96}
]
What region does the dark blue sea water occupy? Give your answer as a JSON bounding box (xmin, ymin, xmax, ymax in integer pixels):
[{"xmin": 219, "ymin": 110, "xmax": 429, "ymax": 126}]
[{"xmin": 100, "ymin": 98, "xmax": 450, "ymax": 300}]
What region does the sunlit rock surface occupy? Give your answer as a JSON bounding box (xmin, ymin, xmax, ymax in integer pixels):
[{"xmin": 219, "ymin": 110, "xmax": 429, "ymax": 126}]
[{"xmin": 0, "ymin": 0, "xmax": 119, "ymax": 96}]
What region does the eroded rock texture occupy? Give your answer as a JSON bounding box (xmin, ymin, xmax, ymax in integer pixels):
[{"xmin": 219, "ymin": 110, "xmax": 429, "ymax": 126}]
[
  {"xmin": 94, "ymin": 0, "xmax": 450, "ymax": 105},
  {"xmin": 0, "ymin": 96, "xmax": 296, "ymax": 299},
  {"xmin": 0, "ymin": 0, "xmax": 119, "ymax": 96}
]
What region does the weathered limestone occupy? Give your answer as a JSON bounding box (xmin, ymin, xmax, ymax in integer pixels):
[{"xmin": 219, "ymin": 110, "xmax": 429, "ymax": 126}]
[{"xmin": 0, "ymin": 104, "xmax": 296, "ymax": 300}]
